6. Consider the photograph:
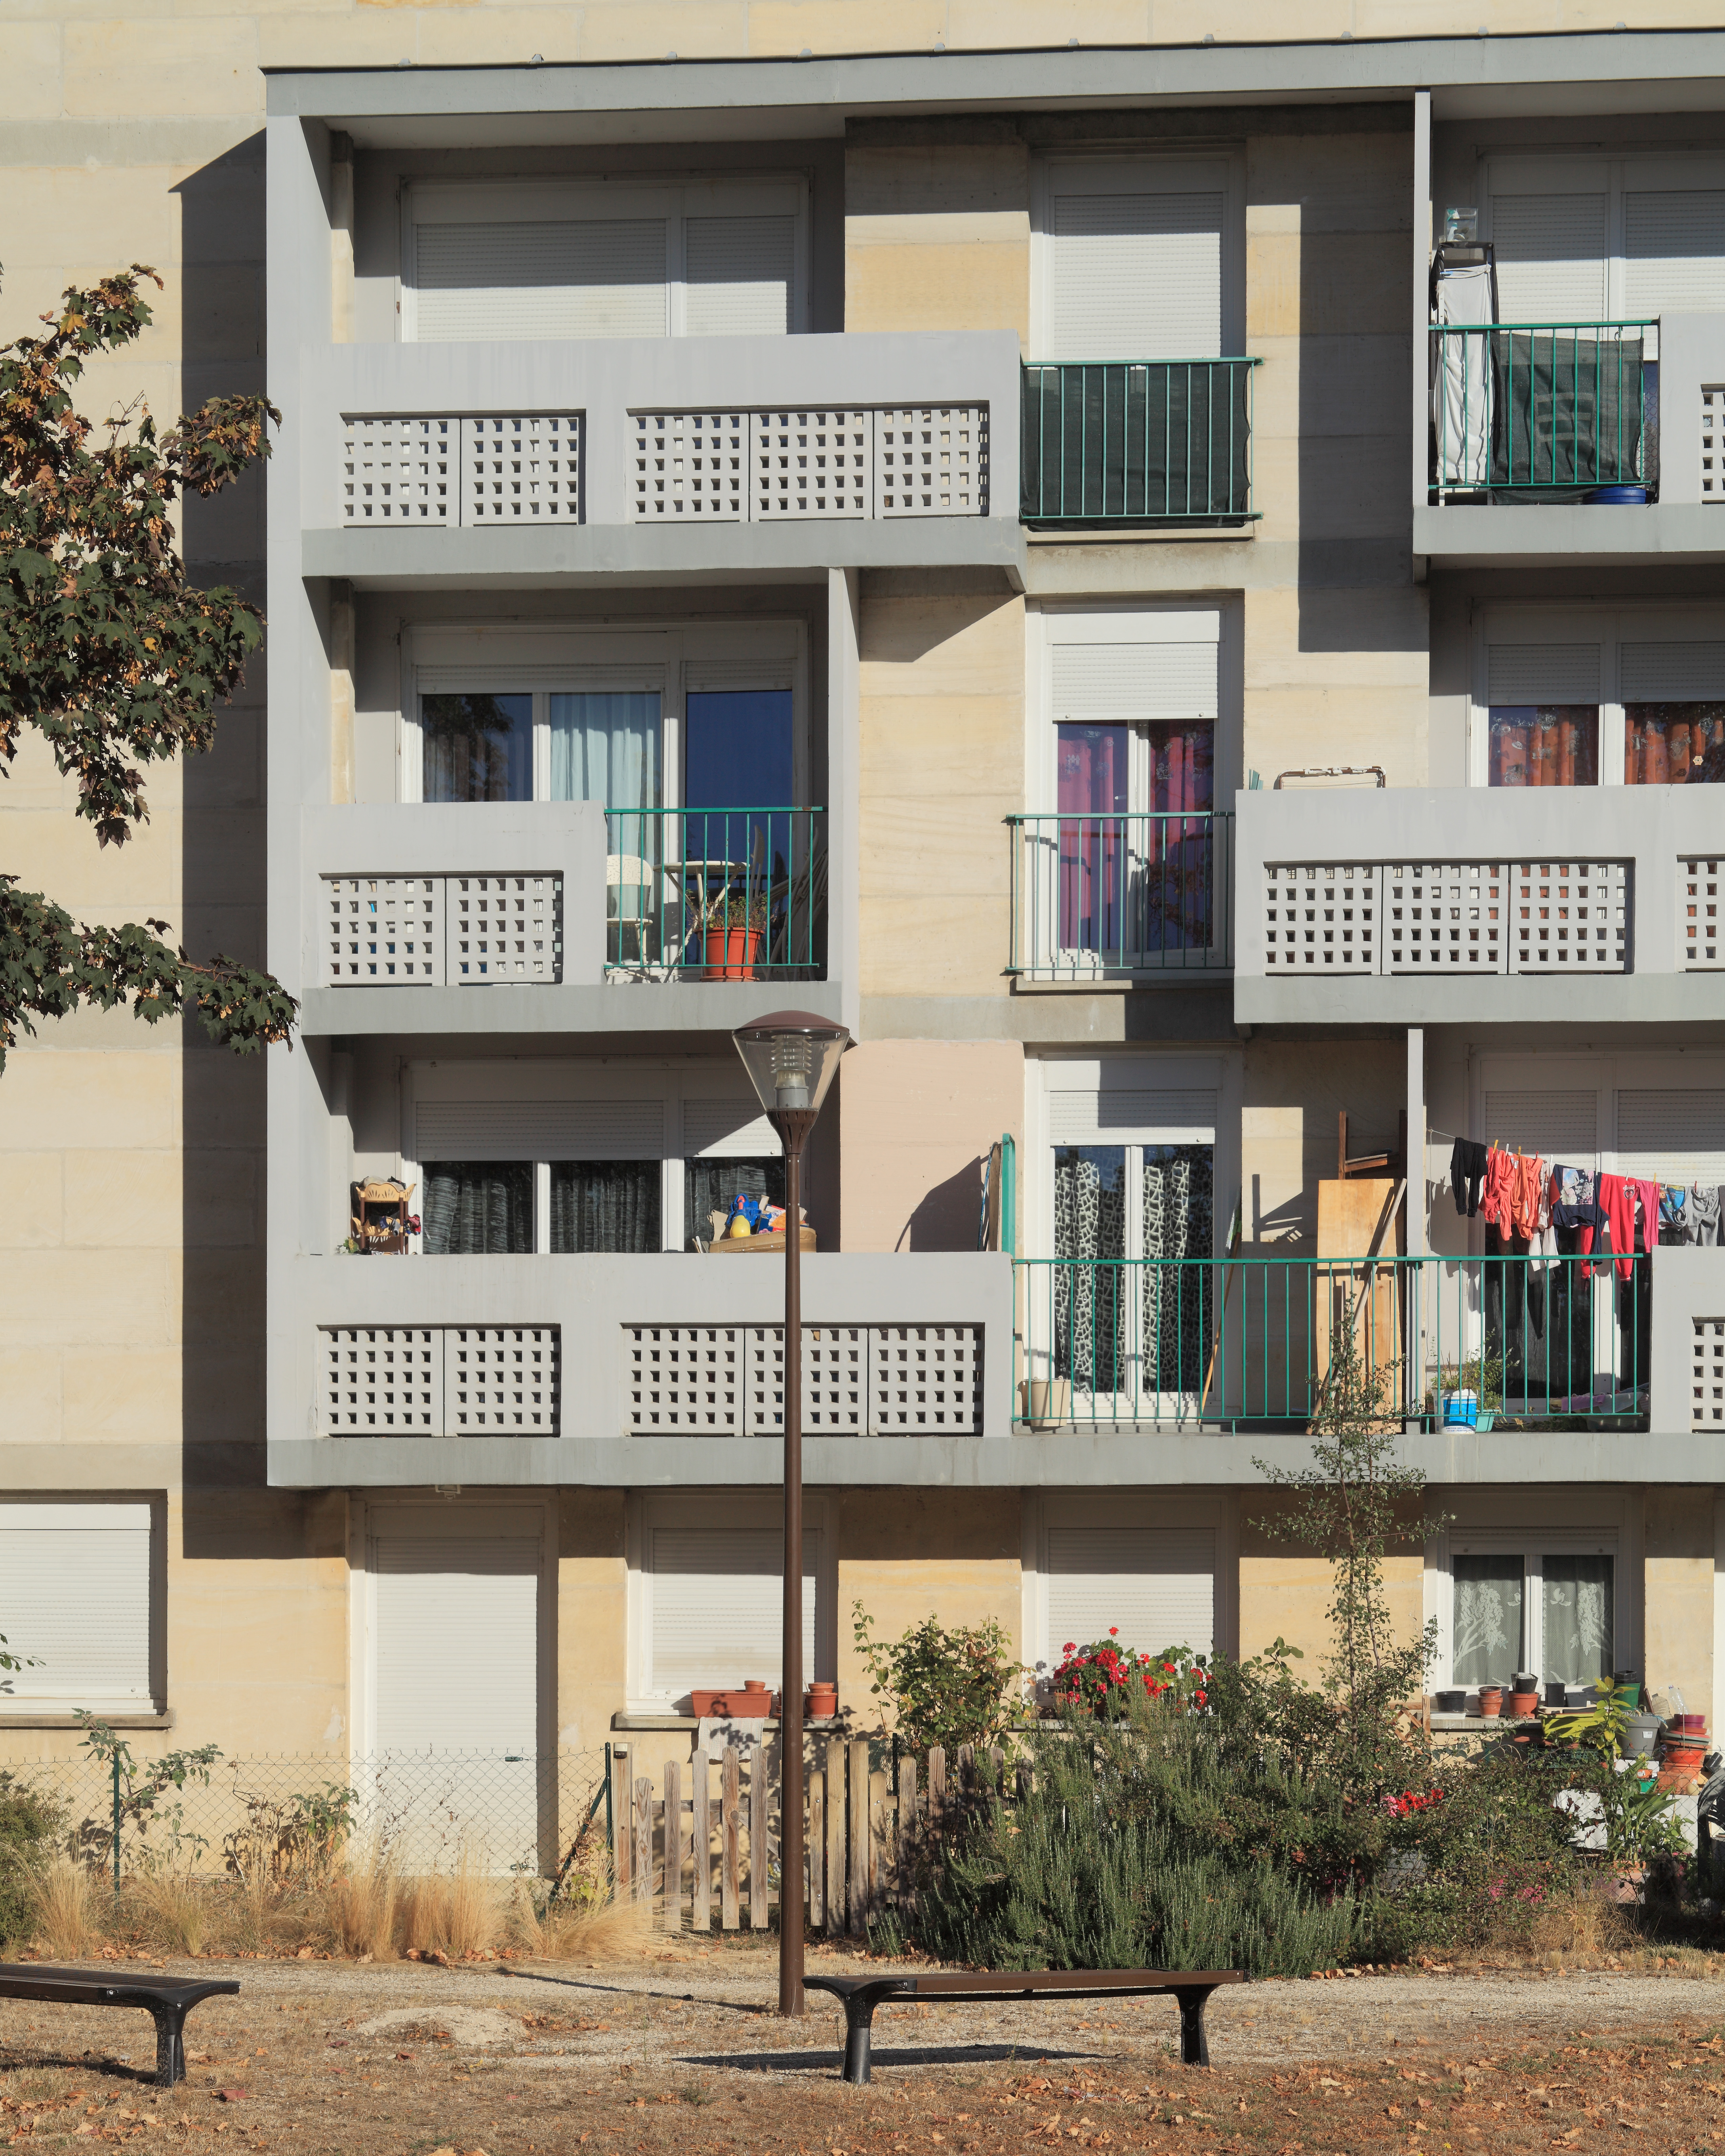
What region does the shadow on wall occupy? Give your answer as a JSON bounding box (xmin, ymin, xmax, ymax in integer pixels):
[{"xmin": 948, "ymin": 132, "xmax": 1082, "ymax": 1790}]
[
  {"xmin": 175, "ymin": 134, "xmax": 273, "ymax": 1499},
  {"xmin": 894, "ymin": 1158, "xmax": 983, "ymax": 1252}
]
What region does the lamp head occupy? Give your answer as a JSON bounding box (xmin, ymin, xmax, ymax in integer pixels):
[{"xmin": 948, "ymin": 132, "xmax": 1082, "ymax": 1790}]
[{"xmin": 731, "ymin": 1010, "xmax": 851, "ymax": 1126}]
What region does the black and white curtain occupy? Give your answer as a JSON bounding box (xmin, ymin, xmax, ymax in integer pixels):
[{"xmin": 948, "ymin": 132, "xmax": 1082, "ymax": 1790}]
[
  {"xmin": 550, "ymin": 1160, "xmax": 661, "ymax": 1253},
  {"xmin": 421, "ymin": 1161, "xmax": 534, "ymax": 1254}
]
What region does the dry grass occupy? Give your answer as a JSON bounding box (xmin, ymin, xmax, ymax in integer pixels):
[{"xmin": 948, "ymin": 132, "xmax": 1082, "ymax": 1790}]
[
  {"xmin": 1526, "ymin": 1884, "xmax": 1637, "ymax": 1963},
  {"xmin": 314, "ymin": 1843, "xmax": 399, "ymax": 1961},
  {"xmin": 28, "ymin": 1859, "xmax": 95, "ymax": 1960},
  {"xmin": 396, "ymin": 1848, "xmax": 498, "ymax": 1961},
  {"xmin": 512, "ymin": 1882, "xmax": 657, "ymax": 1962},
  {"xmin": 124, "ymin": 1870, "xmax": 210, "ymax": 1958}
]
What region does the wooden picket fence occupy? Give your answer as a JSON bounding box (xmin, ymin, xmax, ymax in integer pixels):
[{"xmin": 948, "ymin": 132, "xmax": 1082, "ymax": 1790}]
[{"xmin": 609, "ymin": 1737, "xmax": 1024, "ymax": 1933}]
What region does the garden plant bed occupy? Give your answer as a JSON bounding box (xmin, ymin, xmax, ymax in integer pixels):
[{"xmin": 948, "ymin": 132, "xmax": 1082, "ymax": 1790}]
[{"xmin": 5, "ymin": 1943, "xmax": 1725, "ymax": 2152}]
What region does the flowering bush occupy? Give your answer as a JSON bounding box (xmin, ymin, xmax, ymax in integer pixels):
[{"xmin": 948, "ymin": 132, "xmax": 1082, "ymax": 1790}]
[
  {"xmin": 1383, "ymin": 1786, "xmax": 1445, "ymax": 1820},
  {"xmin": 1048, "ymin": 1631, "xmax": 1208, "ymax": 1717}
]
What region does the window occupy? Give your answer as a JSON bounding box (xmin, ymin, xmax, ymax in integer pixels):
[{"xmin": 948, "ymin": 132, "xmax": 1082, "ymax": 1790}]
[
  {"xmin": 403, "ymin": 178, "xmax": 808, "ymax": 343},
  {"xmin": 549, "ymin": 1160, "xmax": 661, "ymax": 1253},
  {"xmin": 1025, "ymin": 1496, "xmax": 1221, "ymax": 1678},
  {"xmin": 1487, "ymin": 156, "xmax": 1725, "ymax": 321},
  {"xmin": 421, "ymin": 1160, "xmax": 534, "ymax": 1254},
  {"xmin": 422, "ymin": 692, "xmax": 533, "ymax": 803},
  {"xmin": 1451, "ymin": 1549, "xmax": 1614, "ymax": 1692},
  {"xmin": 1478, "ymin": 612, "xmax": 1725, "ymax": 785},
  {"xmin": 1035, "ymin": 157, "xmax": 1241, "ymax": 359},
  {"xmin": 632, "ymin": 1496, "xmax": 830, "ymax": 1709},
  {"xmin": 0, "ymin": 1502, "xmax": 155, "ymax": 1712}
]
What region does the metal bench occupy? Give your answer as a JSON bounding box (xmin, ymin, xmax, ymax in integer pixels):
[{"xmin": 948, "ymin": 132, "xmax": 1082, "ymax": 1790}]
[
  {"xmin": 804, "ymin": 1967, "xmax": 1245, "ymax": 2085},
  {"xmin": 0, "ymin": 1962, "xmax": 240, "ymax": 2087}
]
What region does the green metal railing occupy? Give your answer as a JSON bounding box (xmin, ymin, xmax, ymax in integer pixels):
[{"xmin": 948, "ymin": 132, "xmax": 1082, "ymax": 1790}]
[
  {"xmin": 1008, "ymin": 811, "xmax": 1234, "ymax": 976},
  {"xmin": 1021, "ymin": 358, "xmax": 1261, "ymax": 524},
  {"xmin": 605, "ymin": 806, "xmax": 825, "ymax": 980},
  {"xmin": 1429, "ymin": 319, "xmax": 1656, "ymax": 498},
  {"xmin": 1014, "ymin": 1252, "xmax": 1649, "ymax": 1432}
]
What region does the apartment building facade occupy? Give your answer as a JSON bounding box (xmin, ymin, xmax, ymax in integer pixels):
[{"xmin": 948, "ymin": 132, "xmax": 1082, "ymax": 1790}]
[{"xmin": 5, "ymin": 10, "xmax": 1725, "ymax": 1820}]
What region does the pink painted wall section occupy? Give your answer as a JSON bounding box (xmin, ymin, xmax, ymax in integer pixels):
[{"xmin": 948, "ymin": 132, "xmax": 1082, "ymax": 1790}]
[{"xmin": 837, "ymin": 1040, "xmax": 1024, "ymax": 1253}]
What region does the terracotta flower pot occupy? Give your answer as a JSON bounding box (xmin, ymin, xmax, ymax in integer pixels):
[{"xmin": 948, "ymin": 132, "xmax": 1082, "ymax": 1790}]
[
  {"xmin": 703, "ymin": 926, "xmax": 761, "ymax": 981},
  {"xmin": 806, "ymin": 1684, "xmax": 838, "ymax": 1720},
  {"xmin": 1509, "ymin": 1690, "xmax": 1539, "ymax": 1718},
  {"xmin": 1477, "ymin": 1687, "xmax": 1504, "ymax": 1719}
]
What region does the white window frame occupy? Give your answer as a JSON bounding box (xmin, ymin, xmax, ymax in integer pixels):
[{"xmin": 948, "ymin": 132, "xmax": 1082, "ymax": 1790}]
[
  {"xmin": 1469, "ymin": 601, "xmax": 1725, "ymax": 787},
  {"xmin": 400, "ymin": 1057, "xmax": 779, "ymax": 1255},
  {"xmin": 1485, "ymin": 152, "xmax": 1725, "ymax": 323},
  {"xmin": 0, "ymin": 1498, "xmax": 163, "ymax": 1718},
  {"xmin": 625, "ymin": 1491, "xmax": 836, "ymax": 1714},
  {"xmin": 1020, "ymin": 1492, "xmax": 1235, "ymax": 1682},
  {"xmin": 399, "ymin": 621, "xmax": 807, "ymax": 810},
  {"xmin": 1427, "ymin": 1502, "xmax": 1634, "ymax": 1697},
  {"xmin": 1029, "ymin": 152, "xmax": 1246, "ymax": 360},
  {"xmin": 347, "ymin": 1494, "xmax": 555, "ymax": 1764},
  {"xmin": 400, "ymin": 175, "xmax": 811, "ymax": 343}
]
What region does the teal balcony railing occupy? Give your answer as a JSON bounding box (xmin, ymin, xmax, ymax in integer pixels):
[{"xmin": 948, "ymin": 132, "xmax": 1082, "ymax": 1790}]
[
  {"xmin": 1429, "ymin": 320, "xmax": 1658, "ymax": 499},
  {"xmin": 604, "ymin": 807, "xmax": 826, "ymax": 980},
  {"xmin": 1008, "ymin": 811, "xmax": 1234, "ymax": 976},
  {"xmin": 1014, "ymin": 1252, "xmax": 1649, "ymax": 1432},
  {"xmin": 1021, "ymin": 359, "xmax": 1260, "ymax": 525}
]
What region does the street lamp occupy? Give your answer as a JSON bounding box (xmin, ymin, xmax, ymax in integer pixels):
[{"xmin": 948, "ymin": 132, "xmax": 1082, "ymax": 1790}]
[{"xmin": 731, "ymin": 1009, "xmax": 850, "ymax": 2018}]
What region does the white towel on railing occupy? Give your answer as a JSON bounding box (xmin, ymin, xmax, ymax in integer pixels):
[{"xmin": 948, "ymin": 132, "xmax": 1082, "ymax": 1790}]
[{"xmin": 1433, "ymin": 262, "xmax": 1494, "ymax": 488}]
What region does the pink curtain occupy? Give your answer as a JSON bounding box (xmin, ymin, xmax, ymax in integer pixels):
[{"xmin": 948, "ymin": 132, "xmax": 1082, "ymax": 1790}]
[
  {"xmin": 1055, "ymin": 722, "xmax": 1216, "ymax": 955},
  {"xmin": 1058, "ymin": 725, "xmax": 1127, "ymax": 953}
]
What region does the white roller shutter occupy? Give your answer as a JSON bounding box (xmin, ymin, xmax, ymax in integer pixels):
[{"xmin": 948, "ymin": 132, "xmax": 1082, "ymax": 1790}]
[
  {"xmin": 1048, "ymin": 1089, "xmax": 1217, "ymax": 1144},
  {"xmin": 684, "ymin": 215, "xmax": 796, "ymax": 336},
  {"xmin": 1616, "ymin": 1090, "xmax": 1725, "ymax": 1186},
  {"xmin": 683, "ymin": 1099, "xmax": 781, "ymax": 1158},
  {"xmin": 1046, "ymin": 1527, "xmax": 1215, "ymax": 1660},
  {"xmin": 415, "ymin": 1098, "xmax": 665, "ymax": 1162},
  {"xmin": 373, "ymin": 1533, "xmax": 539, "ymax": 1754},
  {"xmin": 1624, "ymin": 191, "xmax": 1725, "ymax": 315},
  {"xmin": 1052, "ymin": 640, "xmax": 1220, "ymax": 722},
  {"xmin": 414, "ymin": 218, "xmax": 668, "ymax": 343},
  {"xmin": 1483, "ymin": 1090, "xmax": 1599, "ymax": 1161},
  {"xmin": 0, "ymin": 1502, "xmax": 152, "ymax": 1707},
  {"xmin": 1491, "ymin": 193, "xmax": 1609, "ymax": 321},
  {"xmin": 1049, "ymin": 189, "xmax": 1224, "ymax": 360},
  {"xmin": 648, "ymin": 1529, "xmax": 818, "ymax": 1698},
  {"xmin": 1487, "ymin": 644, "xmax": 1602, "ymax": 706},
  {"xmin": 1620, "ymin": 642, "xmax": 1725, "ymax": 701}
]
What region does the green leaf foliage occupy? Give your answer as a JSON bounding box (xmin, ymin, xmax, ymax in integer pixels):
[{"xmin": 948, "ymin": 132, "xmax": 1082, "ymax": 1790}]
[
  {"xmin": 0, "ymin": 263, "xmax": 295, "ymax": 1069},
  {"xmin": 852, "ymin": 1600, "xmax": 1025, "ymax": 1758}
]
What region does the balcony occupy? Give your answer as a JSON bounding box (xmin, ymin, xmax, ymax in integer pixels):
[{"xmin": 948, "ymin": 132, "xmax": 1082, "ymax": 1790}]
[
  {"xmin": 1233, "ymin": 783, "xmax": 1725, "ymax": 1025},
  {"xmin": 1020, "ymin": 359, "xmax": 1260, "ymax": 528},
  {"xmin": 296, "ymin": 332, "xmax": 1025, "ymax": 586},
  {"xmin": 1007, "ymin": 812, "xmax": 1235, "ymax": 979},
  {"xmin": 293, "ymin": 802, "xmax": 843, "ymax": 1035},
  {"xmin": 266, "ymin": 1251, "xmax": 1012, "ymax": 1483}
]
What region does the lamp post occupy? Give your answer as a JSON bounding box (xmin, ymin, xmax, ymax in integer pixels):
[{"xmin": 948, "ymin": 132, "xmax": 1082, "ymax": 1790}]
[{"xmin": 731, "ymin": 1009, "xmax": 851, "ymax": 2019}]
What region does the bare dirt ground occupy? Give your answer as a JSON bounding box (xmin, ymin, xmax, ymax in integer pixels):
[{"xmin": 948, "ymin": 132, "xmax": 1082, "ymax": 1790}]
[{"xmin": 6, "ymin": 1940, "xmax": 1725, "ymax": 2152}]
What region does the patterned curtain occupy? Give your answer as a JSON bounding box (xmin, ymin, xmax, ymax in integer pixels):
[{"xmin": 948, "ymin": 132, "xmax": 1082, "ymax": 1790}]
[
  {"xmin": 421, "ymin": 1161, "xmax": 533, "ymax": 1254},
  {"xmin": 1542, "ymin": 1555, "xmax": 1614, "ymax": 1689},
  {"xmin": 1141, "ymin": 1145, "xmax": 1214, "ymax": 1392},
  {"xmin": 549, "ymin": 1160, "xmax": 661, "ymax": 1254},
  {"xmin": 1452, "ymin": 1554, "xmax": 1524, "ymax": 1689},
  {"xmin": 1053, "ymin": 1148, "xmax": 1125, "ymax": 1395}
]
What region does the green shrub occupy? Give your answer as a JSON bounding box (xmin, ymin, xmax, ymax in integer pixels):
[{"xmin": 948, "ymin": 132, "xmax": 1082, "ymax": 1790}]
[
  {"xmin": 851, "ymin": 1602, "xmax": 1023, "ymax": 1756},
  {"xmin": 0, "ymin": 1776, "xmax": 62, "ymax": 1947}
]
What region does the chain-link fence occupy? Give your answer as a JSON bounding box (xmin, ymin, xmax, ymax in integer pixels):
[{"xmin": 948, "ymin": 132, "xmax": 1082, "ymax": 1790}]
[{"xmin": 0, "ymin": 1743, "xmax": 612, "ymax": 1888}]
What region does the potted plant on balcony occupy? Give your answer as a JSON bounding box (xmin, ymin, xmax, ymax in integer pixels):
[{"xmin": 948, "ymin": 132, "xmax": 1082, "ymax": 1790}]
[{"xmin": 701, "ymin": 887, "xmax": 763, "ymax": 981}]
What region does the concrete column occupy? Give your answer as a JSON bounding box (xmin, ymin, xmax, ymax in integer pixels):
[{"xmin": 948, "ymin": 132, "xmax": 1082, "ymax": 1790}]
[{"xmin": 1411, "ymin": 88, "xmax": 1431, "ymax": 518}]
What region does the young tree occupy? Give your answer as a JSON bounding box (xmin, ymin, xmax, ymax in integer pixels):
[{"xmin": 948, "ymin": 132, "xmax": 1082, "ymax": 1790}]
[{"xmin": 0, "ymin": 264, "xmax": 296, "ymax": 1073}]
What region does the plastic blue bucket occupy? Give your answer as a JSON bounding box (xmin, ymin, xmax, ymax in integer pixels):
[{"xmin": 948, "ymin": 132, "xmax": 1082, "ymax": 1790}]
[
  {"xmin": 1585, "ymin": 484, "xmax": 1647, "ymax": 504},
  {"xmin": 1442, "ymin": 1391, "xmax": 1479, "ymax": 1429}
]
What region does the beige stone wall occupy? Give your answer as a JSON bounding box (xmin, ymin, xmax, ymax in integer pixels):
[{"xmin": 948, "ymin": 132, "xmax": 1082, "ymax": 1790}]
[
  {"xmin": 557, "ymin": 1492, "xmax": 629, "ymax": 1760},
  {"xmin": 846, "ymin": 141, "xmax": 1031, "ymax": 347},
  {"xmin": 1644, "ymin": 1489, "xmax": 1716, "ymax": 1729},
  {"xmin": 837, "ymin": 1039, "xmax": 1024, "ymax": 1252},
  {"xmin": 1239, "ymin": 1493, "xmax": 1427, "ymax": 1672},
  {"xmin": 837, "ymin": 1489, "xmax": 1024, "ymax": 1717}
]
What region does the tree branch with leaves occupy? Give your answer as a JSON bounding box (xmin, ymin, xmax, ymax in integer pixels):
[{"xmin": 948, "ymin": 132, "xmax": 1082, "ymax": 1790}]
[{"xmin": 0, "ymin": 263, "xmax": 297, "ymax": 1070}]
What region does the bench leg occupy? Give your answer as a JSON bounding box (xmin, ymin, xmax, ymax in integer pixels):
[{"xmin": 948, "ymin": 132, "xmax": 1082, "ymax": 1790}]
[
  {"xmin": 841, "ymin": 1996, "xmax": 877, "ymax": 2086},
  {"xmin": 148, "ymin": 2005, "xmax": 187, "ymax": 2089},
  {"xmin": 1174, "ymin": 1987, "xmax": 1214, "ymax": 2070}
]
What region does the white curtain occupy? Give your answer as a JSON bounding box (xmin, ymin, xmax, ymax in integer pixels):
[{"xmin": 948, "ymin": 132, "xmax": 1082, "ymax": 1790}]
[
  {"xmin": 1432, "ymin": 261, "xmax": 1494, "ymax": 488},
  {"xmin": 549, "ymin": 691, "xmax": 660, "ymax": 809}
]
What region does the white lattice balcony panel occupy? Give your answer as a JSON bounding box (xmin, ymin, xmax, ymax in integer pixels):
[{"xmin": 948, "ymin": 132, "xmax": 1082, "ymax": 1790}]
[
  {"xmin": 341, "ymin": 415, "xmax": 581, "ymax": 526},
  {"xmin": 1261, "ymin": 862, "xmax": 1378, "ymax": 974},
  {"xmin": 1681, "ymin": 857, "xmax": 1724, "ymax": 969},
  {"xmin": 1695, "ymin": 1319, "xmax": 1725, "ymax": 1433},
  {"xmin": 631, "ymin": 410, "xmax": 747, "ymax": 520},
  {"xmin": 1510, "ymin": 860, "xmax": 1629, "ymax": 973},
  {"xmin": 629, "ymin": 404, "xmax": 988, "ymax": 522},
  {"xmin": 461, "ymin": 414, "xmax": 582, "ymax": 522},
  {"xmin": 875, "ymin": 406, "xmax": 989, "ymax": 516},
  {"xmin": 622, "ymin": 1324, "xmax": 983, "ymax": 1435},
  {"xmin": 1382, "ymin": 863, "xmax": 1506, "ymax": 973},
  {"xmin": 320, "ymin": 1325, "xmax": 558, "ymax": 1436},
  {"xmin": 340, "ymin": 417, "xmax": 455, "ymax": 525},
  {"xmin": 322, "ymin": 873, "xmax": 561, "ymax": 986},
  {"xmin": 324, "ymin": 877, "xmax": 444, "ymax": 985}
]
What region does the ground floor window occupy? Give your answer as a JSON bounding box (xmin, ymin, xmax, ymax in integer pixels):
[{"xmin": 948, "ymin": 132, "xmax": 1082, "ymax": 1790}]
[
  {"xmin": 1451, "ymin": 1549, "xmax": 1614, "ymax": 1691},
  {"xmin": 0, "ymin": 1500, "xmax": 156, "ymax": 1712},
  {"xmin": 632, "ymin": 1496, "xmax": 829, "ymax": 1712}
]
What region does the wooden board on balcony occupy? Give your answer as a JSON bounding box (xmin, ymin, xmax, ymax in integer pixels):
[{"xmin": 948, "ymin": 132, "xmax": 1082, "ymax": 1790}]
[{"xmin": 704, "ymin": 1228, "xmax": 818, "ymax": 1255}]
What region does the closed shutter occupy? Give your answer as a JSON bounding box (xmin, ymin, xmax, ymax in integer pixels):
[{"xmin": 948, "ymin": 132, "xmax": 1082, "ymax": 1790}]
[
  {"xmin": 1620, "ymin": 641, "xmax": 1725, "ymax": 700},
  {"xmin": 1046, "ymin": 1527, "xmax": 1215, "ymax": 1659},
  {"xmin": 413, "ymin": 217, "xmax": 668, "ymax": 342},
  {"xmin": 0, "ymin": 1503, "xmax": 152, "ymax": 1706},
  {"xmin": 648, "ymin": 1528, "xmax": 818, "ymax": 1698},
  {"xmin": 1491, "ymin": 193, "xmax": 1609, "ymax": 320},
  {"xmin": 684, "ymin": 1099, "xmax": 780, "ymax": 1158},
  {"xmin": 1616, "ymin": 1090, "xmax": 1725, "ymax": 1186},
  {"xmin": 1049, "ymin": 189, "xmax": 1224, "ymax": 360},
  {"xmin": 415, "ymin": 1099, "xmax": 664, "ymax": 1161},
  {"xmin": 684, "ymin": 216, "xmax": 795, "ymax": 336},
  {"xmin": 1624, "ymin": 191, "xmax": 1725, "ymax": 315},
  {"xmin": 1048, "ymin": 1089, "xmax": 1217, "ymax": 1143},
  {"xmin": 1051, "ymin": 639, "xmax": 1220, "ymax": 722},
  {"xmin": 1487, "ymin": 644, "xmax": 1602, "ymax": 705},
  {"xmin": 1483, "ymin": 1089, "xmax": 1599, "ymax": 1160},
  {"xmin": 373, "ymin": 1534, "xmax": 539, "ymax": 1754}
]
